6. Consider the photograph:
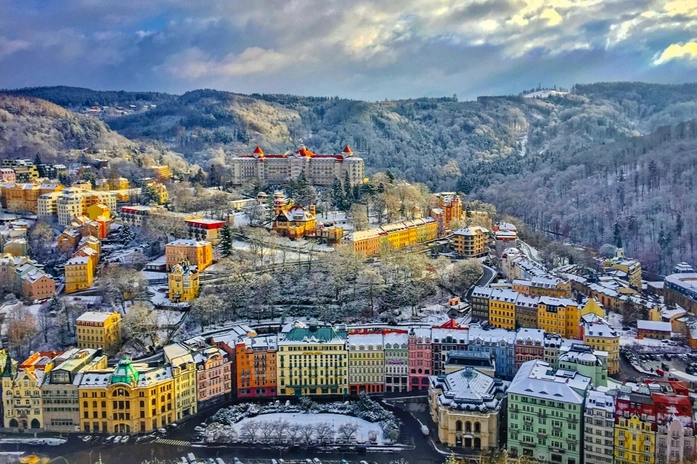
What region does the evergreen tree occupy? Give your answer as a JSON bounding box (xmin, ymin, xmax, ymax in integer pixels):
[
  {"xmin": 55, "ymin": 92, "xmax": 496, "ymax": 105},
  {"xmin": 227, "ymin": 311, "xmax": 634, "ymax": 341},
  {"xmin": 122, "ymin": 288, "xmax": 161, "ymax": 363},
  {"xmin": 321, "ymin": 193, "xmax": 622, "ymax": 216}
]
[
  {"xmin": 331, "ymin": 178, "xmax": 345, "ymax": 211},
  {"xmin": 343, "ymin": 171, "xmax": 353, "ymax": 206},
  {"xmin": 34, "ymin": 153, "xmax": 43, "ymax": 166},
  {"xmin": 613, "ymin": 222, "xmax": 623, "ymax": 249},
  {"xmin": 220, "ymin": 224, "xmax": 233, "ymax": 258},
  {"xmin": 385, "ymin": 169, "xmax": 395, "ymax": 183}
]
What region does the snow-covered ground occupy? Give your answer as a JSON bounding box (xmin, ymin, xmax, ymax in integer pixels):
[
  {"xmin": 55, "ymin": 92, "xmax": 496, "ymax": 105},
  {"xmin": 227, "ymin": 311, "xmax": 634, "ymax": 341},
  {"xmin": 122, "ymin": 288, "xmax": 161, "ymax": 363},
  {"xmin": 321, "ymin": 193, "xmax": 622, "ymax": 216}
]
[{"xmin": 233, "ymin": 412, "xmax": 384, "ymax": 444}]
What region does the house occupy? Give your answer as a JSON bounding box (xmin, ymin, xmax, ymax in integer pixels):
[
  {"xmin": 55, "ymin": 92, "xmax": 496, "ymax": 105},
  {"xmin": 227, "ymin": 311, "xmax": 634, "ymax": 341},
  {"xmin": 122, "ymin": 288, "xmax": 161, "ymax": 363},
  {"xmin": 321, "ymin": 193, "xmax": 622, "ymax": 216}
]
[
  {"xmin": 75, "ymin": 312, "xmax": 122, "ymax": 351},
  {"xmin": 164, "ymin": 239, "xmax": 213, "ymax": 271},
  {"xmin": 451, "ymin": 226, "xmax": 489, "ymax": 258},
  {"xmin": 168, "ymin": 263, "xmax": 199, "ymax": 302},
  {"xmin": 637, "ymin": 320, "xmax": 672, "ymax": 340},
  {"xmin": 64, "ymin": 256, "xmax": 93, "ymax": 293}
]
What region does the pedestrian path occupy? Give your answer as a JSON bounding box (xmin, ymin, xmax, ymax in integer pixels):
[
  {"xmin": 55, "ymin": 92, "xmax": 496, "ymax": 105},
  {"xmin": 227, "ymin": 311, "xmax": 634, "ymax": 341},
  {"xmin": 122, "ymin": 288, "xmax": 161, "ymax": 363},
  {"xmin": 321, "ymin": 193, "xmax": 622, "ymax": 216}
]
[{"xmin": 155, "ymin": 437, "xmax": 191, "ymax": 447}]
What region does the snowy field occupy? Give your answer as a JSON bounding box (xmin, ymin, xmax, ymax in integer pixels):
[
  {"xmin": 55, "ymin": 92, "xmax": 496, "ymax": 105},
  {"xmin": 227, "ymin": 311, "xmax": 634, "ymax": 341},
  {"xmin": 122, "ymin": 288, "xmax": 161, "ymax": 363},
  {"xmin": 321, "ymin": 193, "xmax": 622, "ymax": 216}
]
[{"xmin": 234, "ymin": 412, "xmax": 384, "ymax": 444}]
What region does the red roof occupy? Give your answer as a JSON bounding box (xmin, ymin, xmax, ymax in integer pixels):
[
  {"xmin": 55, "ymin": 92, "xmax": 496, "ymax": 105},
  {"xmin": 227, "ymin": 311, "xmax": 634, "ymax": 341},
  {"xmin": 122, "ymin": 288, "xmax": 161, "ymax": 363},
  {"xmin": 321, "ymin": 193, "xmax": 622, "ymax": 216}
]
[
  {"xmin": 296, "ymin": 147, "xmax": 314, "ymax": 157},
  {"xmin": 253, "ymin": 146, "xmax": 264, "ymax": 154},
  {"xmin": 435, "ymin": 319, "xmax": 463, "ymax": 329},
  {"xmin": 343, "ymin": 145, "xmax": 352, "ymax": 153}
]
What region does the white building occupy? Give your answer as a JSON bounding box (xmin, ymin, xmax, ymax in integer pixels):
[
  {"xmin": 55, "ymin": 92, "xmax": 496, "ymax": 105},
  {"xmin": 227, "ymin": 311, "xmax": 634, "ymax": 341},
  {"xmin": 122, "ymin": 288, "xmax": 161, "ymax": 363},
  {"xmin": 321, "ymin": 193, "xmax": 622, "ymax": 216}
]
[{"xmin": 583, "ymin": 389, "xmax": 615, "ymax": 464}]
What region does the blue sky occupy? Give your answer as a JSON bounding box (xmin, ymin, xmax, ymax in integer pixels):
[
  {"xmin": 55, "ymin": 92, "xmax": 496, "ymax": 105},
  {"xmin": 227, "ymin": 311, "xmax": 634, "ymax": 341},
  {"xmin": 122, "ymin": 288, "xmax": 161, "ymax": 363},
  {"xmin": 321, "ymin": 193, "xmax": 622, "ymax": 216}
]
[{"xmin": 0, "ymin": 0, "xmax": 695, "ymax": 100}]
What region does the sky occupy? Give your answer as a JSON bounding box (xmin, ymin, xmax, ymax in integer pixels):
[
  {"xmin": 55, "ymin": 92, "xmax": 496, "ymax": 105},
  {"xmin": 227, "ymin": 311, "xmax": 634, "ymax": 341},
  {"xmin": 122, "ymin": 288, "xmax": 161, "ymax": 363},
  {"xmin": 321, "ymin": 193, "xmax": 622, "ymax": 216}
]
[{"xmin": 0, "ymin": 0, "xmax": 696, "ymax": 101}]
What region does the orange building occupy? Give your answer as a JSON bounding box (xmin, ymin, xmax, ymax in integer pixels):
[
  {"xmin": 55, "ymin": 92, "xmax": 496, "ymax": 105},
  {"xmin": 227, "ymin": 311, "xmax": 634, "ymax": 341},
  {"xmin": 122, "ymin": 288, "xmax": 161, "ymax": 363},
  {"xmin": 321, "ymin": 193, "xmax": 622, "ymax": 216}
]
[
  {"xmin": 235, "ymin": 333, "xmax": 278, "ymax": 398},
  {"xmin": 1, "ymin": 183, "xmax": 62, "ymax": 213},
  {"xmin": 432, "ymin": 192, "xmax": 462, "ymax": 227},
  {"xmin": 165, "ymin": 239, "xmax": 213, "ymax": 271},
  {"xmin": 20, "ymin": 268, "xmax": 56, "ymax": 301},
  {"xmin": 57, "ymin": 229, "xmax": 81, "ymax": 254}
]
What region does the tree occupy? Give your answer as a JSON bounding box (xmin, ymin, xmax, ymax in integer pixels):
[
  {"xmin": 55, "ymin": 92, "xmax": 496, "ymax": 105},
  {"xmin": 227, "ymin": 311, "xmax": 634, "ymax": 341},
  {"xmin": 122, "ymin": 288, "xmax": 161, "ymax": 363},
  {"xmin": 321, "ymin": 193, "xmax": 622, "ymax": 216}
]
[
  {"xmin": 299, "ymin": 424, "xmax": 315, "ymax": 444},
  {"xmin": 29, "ymin": 221, "xmax": 55, "ymax": 262},
  {"xmin": 313, "ymin": 422, "xmax": 334, "ymax": 443},
  {"xmin": 239, "ymin": 420, "xmax": 261, "ymax": 442},
  {"xmin": 219, "ymin": 224, "xmax": 234, "ymax": 258},
  {"xmin": 337, "ymin": 422, "xmax": 359, "ymax": 442},
  {"xmin": 100, "ymin": 266, "xmax": 148, "ymax": 310},
  {"xmin": 190, "ymin": 293, "xmax": 224, "ymax": 330},
  {"xmin": 271, "ymin": 418, "xmax": 290, "ymax": 443},
  {"xmin": 447, "ymin": 259, "xmax": 483, "ymax": 295},
  {"xmin": 122, "ymin": 302, "xmax": 159, "ymax": 347},
  {"xmin": 349, "ymin": 203, "xmax": 369, "ymax": 231},
  {"xmin": 286, "ymin": 423, "xmax": 302, "ymax": 443},
  {"xmin": 5, "ymin": 305, "xmax": 37, "ymax": 359},
  {"xmin": 331, "ymin": 178, "xmax": 346, "ymax": 211},
  {"xmin": 357, "ymin": 268, "xmax": 386, "ymax": 317}
]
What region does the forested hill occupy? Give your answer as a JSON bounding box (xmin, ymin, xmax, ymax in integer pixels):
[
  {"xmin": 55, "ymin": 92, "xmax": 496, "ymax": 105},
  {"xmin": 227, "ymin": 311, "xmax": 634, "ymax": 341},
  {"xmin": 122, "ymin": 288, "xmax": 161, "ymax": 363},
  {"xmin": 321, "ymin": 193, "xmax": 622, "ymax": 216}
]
[
  {"xmin": 0, "ymin": 93, "xmax": 190, "ymax": 175},
  {"xmin": 8, "ymin": 83, "xmax": 697, "ymax": 194},
  {"xmin": 478, "ymin": 119, "xmax": 697, "ymax": 275}
]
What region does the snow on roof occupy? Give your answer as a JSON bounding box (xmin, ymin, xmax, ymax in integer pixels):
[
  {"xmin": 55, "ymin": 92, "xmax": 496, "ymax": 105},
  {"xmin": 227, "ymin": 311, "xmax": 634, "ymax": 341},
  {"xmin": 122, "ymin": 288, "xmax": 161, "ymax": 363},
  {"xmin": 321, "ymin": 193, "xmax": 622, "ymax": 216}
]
[
  {"xmin": 468, "ymin": 325, "xmax": 516, "ymax": 345},
  {"xmin": 453, "ymin": 226, "xmax": 488, "ymax": 236},
  {"xmin": 515, "ymin": 294, "xmax": 539, "ymax": 307},
  {"xmin": 65, "ymin": 256, "xmax": 89, "ymax": 265},
  {"xmin": 490, "ymin": 288, "xmax": 519, "ymax": 303},
  {"xmin": 347, "ymin": 333, "xmax": 384, "ymax": 349},
  {"xmin": 508, "ymin": 359, "xmax": 591, "ymax": 404},
  {"xmin": 586, "ymin": 389, "xmax": 615, "ymax": 413},
  {"xmin": 166, "ymin": 239, "xmax": 210, "ymax": 247},
  {"xmin": 581, "ymin": 317, "xmax": 618, "ymax": 338},
  {"xmin": 538, "ymin": 296, "xmax": 577, "ymax": 307},
  {"xmin": 662, "ymin": 306, "xmax": 687, "ymax": 319},
  {"xmin": 431, "ymin": 367, "xmax": 508, "ymax": 411},
  {"xmin": 383, "ymin": 332, "xmax": 408, "ymax": 346},
  {"xmin": 637, "ymin": 320, "xmax": 672, "ymax": 332},
  {"xmin": 515, "ymin": 328, "xmax": 545, "ymax": 344},
  {"xmin": 76, "ymin": 311, "xmax": 116, "ymax": 324},
  {"xmin": 471, "ymin": 286, "xmax": 493, "ymax": 298}
]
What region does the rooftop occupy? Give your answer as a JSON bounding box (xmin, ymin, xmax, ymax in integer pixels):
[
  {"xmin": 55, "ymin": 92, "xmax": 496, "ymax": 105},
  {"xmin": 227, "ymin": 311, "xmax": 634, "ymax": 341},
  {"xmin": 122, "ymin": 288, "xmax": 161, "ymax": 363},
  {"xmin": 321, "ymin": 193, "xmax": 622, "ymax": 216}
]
[
  {"xmin": 76, "ymin": 311, "xmax": 117, "ymax": 324},
  {"xmin": 508, "ymin": 359, "xmax": 592, "ymax": 404}
]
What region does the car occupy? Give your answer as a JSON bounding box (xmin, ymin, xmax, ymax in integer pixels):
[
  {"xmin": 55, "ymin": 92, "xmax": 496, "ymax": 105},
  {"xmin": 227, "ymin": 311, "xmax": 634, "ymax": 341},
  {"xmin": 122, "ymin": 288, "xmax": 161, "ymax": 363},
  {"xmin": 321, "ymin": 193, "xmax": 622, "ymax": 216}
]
[
  {"xmin": 157, "ymin": 428, "xmax": 167, "ymax": 435},
  {"xmin": 194, "ymin": 426, "xmax": 206, "ymax": 433},
  {"xmin": 104, "ymin": 436, "xmax": 115, "ymax": 444},
  {"xmin": 120, "ymin": 435, "xmax": 129, "ymax": 444},
  {"xmin": 113, "ymin": 436, "xmax": 122, "ymax": 444},
  {"xmin": 168, "ymin": 423, "xmax": 179, "ymax": 430},
  {"xmin": 81, "ymin": 435, "xmax": 92, "ymax": 443},
  {"xmin": 657, "ymin": 369, "xmax": 665, "ymax": 376}
]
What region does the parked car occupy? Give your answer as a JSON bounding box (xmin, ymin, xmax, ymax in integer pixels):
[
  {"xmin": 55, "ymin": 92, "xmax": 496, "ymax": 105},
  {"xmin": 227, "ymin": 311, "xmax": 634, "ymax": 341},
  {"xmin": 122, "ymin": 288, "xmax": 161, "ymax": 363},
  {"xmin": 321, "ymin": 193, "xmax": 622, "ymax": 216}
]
[
  {"xmin": 120, "ymin": 436, "xmax": 129, "ymax": 444},
  {"xmin": 113, "ymin": 436, "xmax": 122, "ymax": 444}
]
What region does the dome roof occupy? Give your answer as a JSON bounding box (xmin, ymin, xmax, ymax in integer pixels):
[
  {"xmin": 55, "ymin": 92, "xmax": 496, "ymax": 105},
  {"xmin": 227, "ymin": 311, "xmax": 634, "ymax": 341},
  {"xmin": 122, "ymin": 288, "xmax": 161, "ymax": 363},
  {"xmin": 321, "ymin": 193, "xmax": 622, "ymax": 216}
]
[{"xmin": 111, "ymin": 357, "xmax": 139, "ymax": 385}]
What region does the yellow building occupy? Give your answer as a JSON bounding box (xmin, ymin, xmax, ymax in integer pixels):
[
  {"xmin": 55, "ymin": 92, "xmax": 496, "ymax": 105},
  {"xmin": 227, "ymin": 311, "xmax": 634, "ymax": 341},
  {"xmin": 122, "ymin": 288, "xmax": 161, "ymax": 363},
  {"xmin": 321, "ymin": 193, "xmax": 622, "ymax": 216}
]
[
  {"xmin": 580, "ymin": 313, "xmax": 620, "ymax": 374},
  {"xmin": 168, "ymin": 263, "xmax": 199, "ymax": 302},
  {"xmin": 87, "ymin": 203, "xmax": 111, "ymax": 221},
  {"xmin": 615, "ymin": 412, "xmax": 656, "ymax": 464},
  {"xmin": 272, "ymin": 205, "xmax": 318, "ymax": 239},
  {"xmin": 64, "ymin": 256, "xmax": 94, "ymax": 293},
  {"xmin": 77, "ymin": 357, "xmax": 174, "ymax": 434},
  {"xmin": 488, "ymin": 289, "xmax": 517, "ymax": 330},
  {"xmin": 537, "ymin": 297, "xmax": 581, "ymax": 339},
  {"xmin": 343, "ymin": 217, "xmax": 438, "ymax": 257},
  {"xmin": 150, "ymin": 165, "xmax": 171, "ymax": 179},
  {"xmin": 580, "ymin": 298, "xmax": 605, "ymax": 318},
  {"xmin": 452, "ymin": 226, "xmax": 489, "ymax": 258},
  {"xmin": 277, "ymin": 321, "xmax": 348, "ymax": 396},
  {"xmin": 75, "ymin": 312, "xmax": 122, "ymax": 351},
  {"xmin": 2, "ymin": 351, "xmax": 63, "ymax": 430},
  {"xmin": 144, "ymin": 181, "xmax": 169, "ymax": 205},
  {"xmin": 347, "ymin": 332, "xmax": 385, "ymax": 394},
  {"xmin": 55, "ymin": 187, "xmax": 117, "ymax": 226},
  {"xmin": 165, "ymin": 239, "xmax": 213, "ymax": 271},
  {"xmin": 529, "ymin": 276, "xmax": 571, "ymax": 298},
  {"xmin": 163, "ymin": 344, "xmax": 198, "ymax": 420},
  {"xmin": 605, "ymin": 256, "xmax": 642, "ymax": 288}
]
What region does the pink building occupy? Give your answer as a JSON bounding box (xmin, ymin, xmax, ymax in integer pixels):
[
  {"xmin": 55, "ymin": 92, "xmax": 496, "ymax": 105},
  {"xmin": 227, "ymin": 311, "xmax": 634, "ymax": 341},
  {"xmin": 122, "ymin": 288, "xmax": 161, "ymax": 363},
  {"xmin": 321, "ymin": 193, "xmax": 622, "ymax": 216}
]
[
  {"xmin": 194, "ymin": 345, "xmax": 232, "ymax": 409},
  {"xmin": 0, "ymin": 168, "xmax": 16, "ymax": 183},
  {"xmin": 431, "ymin": 319, "xmax": 469, "ymax": 375},
  {"xmin": 408, "ymin": 327, "xmax": 432, "ymax": 391}
]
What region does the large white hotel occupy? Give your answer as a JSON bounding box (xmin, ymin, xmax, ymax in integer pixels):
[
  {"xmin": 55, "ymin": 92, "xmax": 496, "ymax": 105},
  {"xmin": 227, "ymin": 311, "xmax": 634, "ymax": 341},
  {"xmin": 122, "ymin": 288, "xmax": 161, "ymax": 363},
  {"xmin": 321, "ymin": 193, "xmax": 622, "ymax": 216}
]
[{"xmin": 229, "ymin": 145, "xmax": 364, "ymax": 187}]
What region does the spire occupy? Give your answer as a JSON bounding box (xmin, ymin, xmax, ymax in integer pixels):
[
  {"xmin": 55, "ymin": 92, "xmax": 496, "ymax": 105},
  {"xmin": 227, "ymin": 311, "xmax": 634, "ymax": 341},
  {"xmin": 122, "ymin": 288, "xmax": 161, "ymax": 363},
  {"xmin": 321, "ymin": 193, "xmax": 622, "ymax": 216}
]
[
  {"xmin": 342, "ymin": 145, "xmax": 352, "ymax": 154},
  {"xmin": 253, "ymin": 146, "xmax": 264, "ymax": 155}
]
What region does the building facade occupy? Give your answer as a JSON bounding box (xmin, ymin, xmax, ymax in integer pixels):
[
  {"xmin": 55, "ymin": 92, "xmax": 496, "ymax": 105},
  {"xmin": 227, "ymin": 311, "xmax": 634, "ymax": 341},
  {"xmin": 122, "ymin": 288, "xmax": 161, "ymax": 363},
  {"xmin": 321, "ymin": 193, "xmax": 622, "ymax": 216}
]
[
  {"xmin": 429, "ymin": 367, "xmax": 508, "ymax": 451},
  {"xmin": 64, "ymin": 256, "xmax": 94, "ymax": 293},
  {"xmin": 165, "ymin": 239, "xmax": 213, "ymax": 271},
  {"xmin": 235, "ymin": 333, "xmax": 278, "ymax": 398},
  {"xmin": 383, "ymin": 331, "xmax": 409, "ymax": 393},
  {"xmin": 408, "ymin": 327, "xmax": 432, "ymax": 391},
  {"xmin": 507, "ymin": 360, "xmax": 590, "ymax": 464},
  {"xmin": 347, "ymin": 332, "xmax": 385, "ymax": 395},
  {"xmin": 277, "ymin": 322, "xmax": 348, "ymax": 396},
  {"xmin": 452, "ymin": 226, "xmax": 488, "ymax": 258},
  {"xmin": 583, "ymin": 389, "xmax": 615, "ymax": 464},
  {"xmin": 162, "ymin": 344, "xmax": 198, "ymax": 421},
  {"xmin": 168, "ymin": 264, "xmax": 200, "ymax": 302},
  {"xmin": 538, "ymin": 297, "xmax": 581, "ymax": 339},
  {"xmin": 75, "ymin": 312, "xmax": 122, "ymax": 351}
]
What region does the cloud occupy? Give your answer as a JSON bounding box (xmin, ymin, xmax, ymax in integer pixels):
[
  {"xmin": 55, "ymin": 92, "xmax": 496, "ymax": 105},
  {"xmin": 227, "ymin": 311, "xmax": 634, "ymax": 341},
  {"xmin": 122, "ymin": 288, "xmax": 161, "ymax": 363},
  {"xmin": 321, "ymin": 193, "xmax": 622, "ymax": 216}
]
[
  {"xmin": 159, "ymin": 46, "xmax": 292, "ymax": 79},
  {"xmin": 653, "ymin": 41, "xmax": 697, "ymax": 65},
  {"xmin": 0, "ymin": 0, "xmax": 696, "ymax": 99},
  {"xmin": 0, "ymin": 37, "xmax": 30, "ymax": 60}
]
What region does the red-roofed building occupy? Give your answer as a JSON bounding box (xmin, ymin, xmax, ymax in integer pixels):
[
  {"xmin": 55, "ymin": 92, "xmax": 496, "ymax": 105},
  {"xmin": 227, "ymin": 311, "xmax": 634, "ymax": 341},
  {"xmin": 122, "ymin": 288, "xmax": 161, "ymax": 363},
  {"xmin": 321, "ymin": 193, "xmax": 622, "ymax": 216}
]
[
  {"xmin": 229, "ymin": 145, "xmax": 364, "ymax": 187},
  {"xmin": 185, "ymin": 218, "xmax": 226, "ymax": 245}
]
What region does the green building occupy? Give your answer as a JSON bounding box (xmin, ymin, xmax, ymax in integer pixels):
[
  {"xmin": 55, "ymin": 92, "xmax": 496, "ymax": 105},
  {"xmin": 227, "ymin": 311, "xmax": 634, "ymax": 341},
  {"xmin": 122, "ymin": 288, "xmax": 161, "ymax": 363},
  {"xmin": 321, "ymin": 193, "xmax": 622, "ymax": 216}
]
[
  {"xmin": 558, "ymin": 343, "xmax": 608, "ymax": 387},
  {"xmin": 507, "ymin": 359, "xmax": 592, "ymax": 464}
]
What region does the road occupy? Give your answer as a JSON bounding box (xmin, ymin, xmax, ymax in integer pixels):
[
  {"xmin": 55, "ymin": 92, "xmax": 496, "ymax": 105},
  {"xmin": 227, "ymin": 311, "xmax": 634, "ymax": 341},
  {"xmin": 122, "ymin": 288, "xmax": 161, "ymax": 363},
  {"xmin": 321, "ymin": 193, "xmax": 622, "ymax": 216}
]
[{"xmin": 466, "ymin": 264, "xmax": 496, "ymax": 300}]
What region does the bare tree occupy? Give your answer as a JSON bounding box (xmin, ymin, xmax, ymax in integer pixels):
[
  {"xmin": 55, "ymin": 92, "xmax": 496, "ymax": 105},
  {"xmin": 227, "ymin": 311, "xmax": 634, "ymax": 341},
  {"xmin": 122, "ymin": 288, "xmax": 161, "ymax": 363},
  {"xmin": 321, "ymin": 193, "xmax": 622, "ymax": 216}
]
[
  {"xmin": 123, "ymin": 302, "xmax": 159, "ymax": 347},
  {"xmin": 239, "ymin": 420, "xmax": 261, "ymax": 443},
  {"xmin": 190, "ymin": 293, "xmax": 224, "ymax": 330},
  {"xmin": 286, "ymin": 424, "xmax": 302, "ymax": 443},
  {"xmin": 337, "ymin": 422, "xmax": 359, "ymax": 443},
  {"xmin": 299, "ymin": 424, "xmax": 315, "ymax": 444},
  {"xmin": 259, "ymin": 421, "xmax": 275, "ymax": 444},
  {"xmin": 271, "ymin": 418, "xmax": 290, "ymax": 443},
  {"xmin": 5, "ymin": 305, "xmax": 37, "ymax": 359},
  {"xmin": 100, "ymin": 266, "xmax": 149, "ymax": 310},
  {"xmin": 313, "ymin": 422, "xmax": 335, "ymax": 444}
]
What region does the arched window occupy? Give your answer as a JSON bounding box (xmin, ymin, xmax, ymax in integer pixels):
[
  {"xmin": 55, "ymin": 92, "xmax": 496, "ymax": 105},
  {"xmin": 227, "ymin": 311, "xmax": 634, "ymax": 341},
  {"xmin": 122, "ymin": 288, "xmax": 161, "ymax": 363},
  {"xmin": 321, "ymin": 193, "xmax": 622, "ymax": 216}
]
[
  {"xmin": 30, "ymin": 419, "xmax": 40, "ymax": 429},
  {"xmin": 9, "ymin": 419, "xmax": 18, "ymax": 428},
  {"xmin": 92, "ymin": 401, "xmax": 97, "ymax": 408},
  {"xmin": 474, "ymin": 422, "xmax": 481, "ymax": 433},
  {"xmin": 474, "ymin": 437, "xmax": 481, "ymax": 449},
  {"xmin": 465, "ymin": 421, "xmax": 472, "ymax": 432},
  {"xmin": 456, "ymin": 420, "xmax": 463, "ymax": 431}
]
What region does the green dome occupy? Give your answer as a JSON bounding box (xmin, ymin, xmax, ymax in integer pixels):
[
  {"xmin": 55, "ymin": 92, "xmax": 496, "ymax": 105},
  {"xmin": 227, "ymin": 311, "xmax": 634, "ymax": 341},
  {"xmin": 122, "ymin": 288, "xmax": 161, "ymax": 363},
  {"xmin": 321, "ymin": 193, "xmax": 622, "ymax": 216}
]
[{"xmin": 110, "ymin": 357, "xmax": 139, "ymax": 385}]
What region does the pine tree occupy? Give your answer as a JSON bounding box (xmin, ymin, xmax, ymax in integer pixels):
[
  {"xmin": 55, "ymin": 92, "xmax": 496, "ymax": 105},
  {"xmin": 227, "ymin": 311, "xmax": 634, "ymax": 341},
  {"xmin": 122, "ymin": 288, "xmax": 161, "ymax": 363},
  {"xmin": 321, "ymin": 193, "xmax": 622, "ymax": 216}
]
[
  {"xmin": 331, "ymin": 178, "xmax": 345, "ymax": 211},
  {"xmin": 220, "ymin": 224, "xmax": 233, "ymax": 258},
  {"xmin": 344, "ymin": 171, "xmax": 353, "ymax": 205}
]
